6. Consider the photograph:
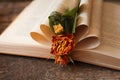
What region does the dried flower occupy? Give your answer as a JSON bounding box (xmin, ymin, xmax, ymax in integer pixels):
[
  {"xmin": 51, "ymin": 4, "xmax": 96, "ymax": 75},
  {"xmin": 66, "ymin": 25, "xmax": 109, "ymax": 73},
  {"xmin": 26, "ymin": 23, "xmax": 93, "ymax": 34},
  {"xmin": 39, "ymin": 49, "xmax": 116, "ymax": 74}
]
[
  {"xmin": 51, "ymin": 34, "xmax": 75, "ymax": 65},
  {"xmin": 53, "ymin": 24, "xmax": 64, "ymax": 34},
  {"xmin": 45, "ymin": 0, "xmax": 80, "ymax": 66},
  {"xmin": 55, "ymin": 55, "xmax": 69, "ymax": 66}
]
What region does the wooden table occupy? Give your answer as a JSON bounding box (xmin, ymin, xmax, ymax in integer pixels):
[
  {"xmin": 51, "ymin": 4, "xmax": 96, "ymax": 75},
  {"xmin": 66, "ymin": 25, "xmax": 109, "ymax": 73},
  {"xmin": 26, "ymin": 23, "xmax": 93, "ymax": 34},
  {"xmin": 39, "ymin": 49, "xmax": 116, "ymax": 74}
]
[{"xmin": 0, "ymin": 1, "xmax": 120, "ymax": 80}]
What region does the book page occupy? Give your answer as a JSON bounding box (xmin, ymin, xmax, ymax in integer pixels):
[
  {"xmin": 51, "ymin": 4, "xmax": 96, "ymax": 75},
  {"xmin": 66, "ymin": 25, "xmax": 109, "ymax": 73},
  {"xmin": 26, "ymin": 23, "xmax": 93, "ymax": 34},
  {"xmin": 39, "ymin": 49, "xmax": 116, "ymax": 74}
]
[
  {"xmin": 72, "ymin": 1, "xmax": 120, "ymax": 70},
  {"xmin": 74, "ymin": 1, "xmax": 120, "ymax": 59},
  {"xmin": 75, "ymin": 0, "xmax": 92, "ymax": 42},
  {"xmin": 75, "ymin": 0, "xmax": 103, "ymax": 50},
  {"xmin": 93, "ymin": 1, "xmax": 120, "ymax": 59},
  {"xmin": 101, "ymin": 1, "xmax": 120, "ymax": 50}
]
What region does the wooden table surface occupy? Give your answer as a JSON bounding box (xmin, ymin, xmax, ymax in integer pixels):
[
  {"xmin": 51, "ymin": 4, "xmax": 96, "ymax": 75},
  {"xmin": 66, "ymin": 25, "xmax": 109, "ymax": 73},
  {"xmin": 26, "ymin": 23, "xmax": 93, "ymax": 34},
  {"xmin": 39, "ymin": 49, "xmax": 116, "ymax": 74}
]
[{"xmin": 0, "ymin": 0, "xmax": 120, "ymax": 80}]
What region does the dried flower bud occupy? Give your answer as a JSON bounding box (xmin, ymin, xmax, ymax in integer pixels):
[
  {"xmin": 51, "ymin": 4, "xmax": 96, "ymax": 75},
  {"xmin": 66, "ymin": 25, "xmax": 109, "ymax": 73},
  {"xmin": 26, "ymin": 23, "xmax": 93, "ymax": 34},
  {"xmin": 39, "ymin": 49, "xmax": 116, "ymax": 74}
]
[{"xmin": 53, "ymin": 24, "xmax": 64, "ymax": 34}]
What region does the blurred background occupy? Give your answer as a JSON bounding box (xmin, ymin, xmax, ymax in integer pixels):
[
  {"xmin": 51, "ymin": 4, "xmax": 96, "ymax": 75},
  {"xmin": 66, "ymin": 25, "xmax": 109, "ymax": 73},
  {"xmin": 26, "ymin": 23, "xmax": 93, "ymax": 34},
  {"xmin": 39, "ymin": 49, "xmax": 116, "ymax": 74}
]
[{"xmin": 0, "ymin": 0, "xmax": 32, "ymax": 34}]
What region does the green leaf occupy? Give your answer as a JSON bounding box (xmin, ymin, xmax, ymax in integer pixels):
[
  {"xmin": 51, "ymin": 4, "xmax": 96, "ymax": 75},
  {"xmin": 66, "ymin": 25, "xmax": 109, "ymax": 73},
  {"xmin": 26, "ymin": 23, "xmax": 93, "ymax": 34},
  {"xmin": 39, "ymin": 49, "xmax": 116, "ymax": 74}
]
[
  {"xmin": 48, "ymin": 11, "xmax": 62, "ymax": 33},
  {"xmin": 65, "ymin": 7, "xmax": 78, "ymax": 16},
  {"xmin": 61, "ymin": 15, "xmax": 74, "ymax": 34},
  {"xmin": 48, "ymin": 0, "xmax": 81, "ymax": 34},
  {"xmin": 65, "ymin": 0, "xmax": 81, "ymax": 16},
  {"xmin": 72, "ymin": 0, "xmax": 81, "ymax": 33},
  {"xmin": 72, "ymin": 13, "xmax": 78, "ymax": 33}
]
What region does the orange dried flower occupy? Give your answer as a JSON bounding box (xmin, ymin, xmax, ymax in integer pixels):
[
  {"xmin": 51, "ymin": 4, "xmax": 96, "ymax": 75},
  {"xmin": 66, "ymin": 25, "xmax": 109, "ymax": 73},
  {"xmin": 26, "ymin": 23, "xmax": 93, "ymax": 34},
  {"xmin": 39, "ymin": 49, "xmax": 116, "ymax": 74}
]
[
  {"xmin": 51, "ymin": 34, "xmax": 75, "ymax": 65},
  {"xmin": 55, "ymin": 55, "xmax": 69, "ymax": 66}
]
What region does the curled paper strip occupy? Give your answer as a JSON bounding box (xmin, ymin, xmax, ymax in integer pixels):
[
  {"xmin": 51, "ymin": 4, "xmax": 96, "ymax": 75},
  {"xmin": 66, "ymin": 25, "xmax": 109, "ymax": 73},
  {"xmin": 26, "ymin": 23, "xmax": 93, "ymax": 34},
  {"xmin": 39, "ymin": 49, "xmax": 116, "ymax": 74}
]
[
  {"xmin": 30, "ymin": 0, "xmax": 103, "ymax": 50},
  {"xmin": 75, "ymin": 0, "xmax": 103, "ymax": 50}
]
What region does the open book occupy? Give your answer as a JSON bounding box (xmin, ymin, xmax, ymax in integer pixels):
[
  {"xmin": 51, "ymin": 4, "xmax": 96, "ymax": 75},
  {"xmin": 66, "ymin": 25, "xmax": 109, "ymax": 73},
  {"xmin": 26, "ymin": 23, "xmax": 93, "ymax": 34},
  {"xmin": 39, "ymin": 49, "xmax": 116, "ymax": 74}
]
[{"xmin": 0, "ymin": 0, "xmax": 120, "ymax": 70}]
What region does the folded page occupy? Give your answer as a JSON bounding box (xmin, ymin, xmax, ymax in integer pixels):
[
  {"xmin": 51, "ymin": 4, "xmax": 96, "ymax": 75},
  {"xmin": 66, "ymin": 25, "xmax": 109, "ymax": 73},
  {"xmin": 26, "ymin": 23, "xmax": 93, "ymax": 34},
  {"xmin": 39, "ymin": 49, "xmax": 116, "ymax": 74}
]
[
  {"xmin": 72, "ymin": 1, "xmax": 120, "ymax": 70},
  {"xmin": 75, "ymin": 0, "xmax": 103, "ymax": 50},
  {"xmin": 75, "ymin": 0, "xmax": 92, "ymax": 42}
]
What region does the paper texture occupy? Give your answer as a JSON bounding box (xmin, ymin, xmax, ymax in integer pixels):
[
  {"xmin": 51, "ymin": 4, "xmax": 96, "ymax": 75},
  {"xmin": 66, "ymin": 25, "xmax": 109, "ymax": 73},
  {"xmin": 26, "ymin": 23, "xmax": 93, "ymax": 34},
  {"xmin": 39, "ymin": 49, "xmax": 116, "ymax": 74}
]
[
  {"xmin": 75, "ymin": 0, "xmax": 103, "ymax": 49},
  {"xmin": 94, "ymin": 1, "xmax": 120, "ymax": 57},
  {"xmin": 72, "ymin": 1, "xmax": 120, "ymax": 70},
  {"xmin": 75, "ymin": 0, "xmax": 92, "ymax": 42}
]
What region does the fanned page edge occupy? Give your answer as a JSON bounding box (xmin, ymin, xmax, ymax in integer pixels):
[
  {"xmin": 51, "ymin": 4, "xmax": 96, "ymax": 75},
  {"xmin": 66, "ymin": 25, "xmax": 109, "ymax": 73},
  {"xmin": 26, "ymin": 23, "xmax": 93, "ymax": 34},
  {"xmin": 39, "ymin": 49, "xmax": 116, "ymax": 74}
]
[
  {"xmin": 75, "ymin": 0, "xmax": 103, "ymax": 50},
  {"xmin": 75, "ymin": 0, "xmax": 92, "ymax": 42}
]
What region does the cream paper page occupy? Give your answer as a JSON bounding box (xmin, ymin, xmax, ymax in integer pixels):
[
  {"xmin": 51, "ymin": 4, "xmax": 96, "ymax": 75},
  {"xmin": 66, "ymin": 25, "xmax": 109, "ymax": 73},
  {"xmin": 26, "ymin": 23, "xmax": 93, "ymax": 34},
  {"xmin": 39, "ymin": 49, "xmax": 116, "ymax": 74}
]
[
  {"xmin": 75, "ymin": 0, "xmax": 92, "ymax": 42},
  {"xmin": 72, "ymin": 1, "xmax": 120, "ymax": 70},
  {"xmin": 75, "ymin": 0, "xmax": 103, "ymax": 50},
  {"xmin": 95, "ymin": 1, "xmax": 120, "ymax": 58},
  {"xmin": 78, "ymin": 0, "xmax": 120, "ymax": 57}
]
